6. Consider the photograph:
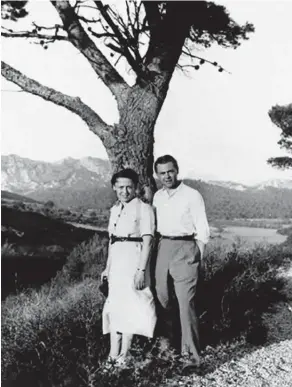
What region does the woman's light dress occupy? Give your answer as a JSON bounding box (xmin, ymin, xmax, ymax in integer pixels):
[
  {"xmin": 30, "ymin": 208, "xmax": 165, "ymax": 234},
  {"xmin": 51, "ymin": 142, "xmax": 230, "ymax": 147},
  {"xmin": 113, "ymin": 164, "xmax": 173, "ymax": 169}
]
[{"xmin": 102, "ymin": 197, "xmax": 157, "ymax": 338}]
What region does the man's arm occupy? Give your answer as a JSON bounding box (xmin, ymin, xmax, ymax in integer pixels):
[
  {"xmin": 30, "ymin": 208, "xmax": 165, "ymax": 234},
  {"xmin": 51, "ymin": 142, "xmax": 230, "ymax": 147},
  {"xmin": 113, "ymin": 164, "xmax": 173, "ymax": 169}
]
[
  {"xmin": 190, "ymin": 190, "xmax": 210, "ymax": 259},
  {"xmin": 196, "ymin": 240, "xmax": 205, "ymax": 259}
]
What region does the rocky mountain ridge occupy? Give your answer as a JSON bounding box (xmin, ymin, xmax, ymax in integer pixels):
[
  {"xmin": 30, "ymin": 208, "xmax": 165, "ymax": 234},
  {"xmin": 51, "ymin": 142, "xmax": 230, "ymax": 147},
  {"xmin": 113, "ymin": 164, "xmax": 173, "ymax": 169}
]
[
  {"xmin": 2, "ymin": 154, "xmax": 292, "ymax": 195},
  {"xmin": 1, "ymin": 154, "xmax": 111, "ymax": 195}
]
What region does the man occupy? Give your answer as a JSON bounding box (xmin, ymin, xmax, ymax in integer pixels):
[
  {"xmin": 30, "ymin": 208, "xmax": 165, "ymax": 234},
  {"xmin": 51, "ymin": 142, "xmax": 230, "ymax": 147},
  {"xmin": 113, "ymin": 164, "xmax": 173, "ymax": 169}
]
[{"xmin": 153, "ymin": 155, "xmax": 210, "ymax": 374}]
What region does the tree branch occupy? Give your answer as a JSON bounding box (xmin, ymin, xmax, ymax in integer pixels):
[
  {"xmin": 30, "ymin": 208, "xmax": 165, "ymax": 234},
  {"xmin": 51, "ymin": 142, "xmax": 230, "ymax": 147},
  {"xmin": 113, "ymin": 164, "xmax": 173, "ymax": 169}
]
[
  {"xmin": 51, "ymin": 0, "xmax": 129, "ymax": 108},
  {"xmin": 1, "ymin": 61, "xmax": 112, "ymax": 142},
  {"xmin": 1, "ymin": 29, "xmax": 68, "ymax": 42},
  {"xmin": 142, "ymin": 1, "xmax": 161, "ymax": 38},
  {"xmin": 181, "ymin": 49, "xmax": 230, "ymax": 74},
  {"xmin": 93, "ymin": 1, "xmax": 142, "ymax": 77}
]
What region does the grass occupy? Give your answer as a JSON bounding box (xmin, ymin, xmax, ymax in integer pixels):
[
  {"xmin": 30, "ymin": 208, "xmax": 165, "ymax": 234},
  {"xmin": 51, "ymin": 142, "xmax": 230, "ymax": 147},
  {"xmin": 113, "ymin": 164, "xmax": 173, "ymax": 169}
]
[
  {"xmin": 2, "ymin": 235, "xmax": 292, "ymax": 386},
  {"xmin": 1, "ymin": 241, "xmax": 19, "ymax": 257}
]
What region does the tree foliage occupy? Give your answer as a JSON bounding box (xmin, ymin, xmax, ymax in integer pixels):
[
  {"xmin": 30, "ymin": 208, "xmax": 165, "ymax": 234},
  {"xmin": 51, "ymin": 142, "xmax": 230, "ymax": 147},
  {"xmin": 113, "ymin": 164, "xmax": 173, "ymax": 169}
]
[
  {"xmin": 1, "ymin": 1, "xmax": 28, "ymax": 21},
  {"xmin": 268, "ymin": 103, "xmax": 292, "ymax": 169}
]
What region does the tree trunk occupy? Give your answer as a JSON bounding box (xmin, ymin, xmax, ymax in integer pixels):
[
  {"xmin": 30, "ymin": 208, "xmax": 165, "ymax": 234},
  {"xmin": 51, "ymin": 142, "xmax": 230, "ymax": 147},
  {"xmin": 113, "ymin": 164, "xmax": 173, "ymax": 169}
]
[{"xmin": 104, "ymin": 84, "xmax": 165, "ymax": 202}]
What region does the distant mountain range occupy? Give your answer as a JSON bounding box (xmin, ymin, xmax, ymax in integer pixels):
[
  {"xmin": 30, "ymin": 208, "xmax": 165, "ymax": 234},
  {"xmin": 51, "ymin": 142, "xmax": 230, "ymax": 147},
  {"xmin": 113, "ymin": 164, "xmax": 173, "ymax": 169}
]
[
  {"xmin": 2, "ymin": 154, "xmax": 111, "ymax": 193},
  {"xmin": 207, "ymin": 179, "xmax": 292, "ymax": 191},
  {"xmin": 1, "ymin": 154, "xmax": 114, "ymax": 208},
  {"xmin": 2, "ymin": 154, "xmax": 292, "ymax": 219}
]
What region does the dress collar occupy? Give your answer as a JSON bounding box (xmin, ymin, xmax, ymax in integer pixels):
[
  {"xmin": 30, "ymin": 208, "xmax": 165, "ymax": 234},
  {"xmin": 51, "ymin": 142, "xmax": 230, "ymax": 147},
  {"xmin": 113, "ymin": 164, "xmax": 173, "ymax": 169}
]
[{"xmin": 117, "ymin": 196, "xmax": 138, "ymax": 209}]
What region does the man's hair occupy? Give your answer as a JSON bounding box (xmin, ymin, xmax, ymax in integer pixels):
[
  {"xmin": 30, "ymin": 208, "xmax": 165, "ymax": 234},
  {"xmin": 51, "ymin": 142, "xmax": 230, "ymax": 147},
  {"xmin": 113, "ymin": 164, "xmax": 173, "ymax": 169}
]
[
  {"xmin": 154, "ymin": 155, "xmax": 179, "ymax": 173},
  {"xmin": 111, "ymin": 168, "xmax": 139, "ymax": 187}
]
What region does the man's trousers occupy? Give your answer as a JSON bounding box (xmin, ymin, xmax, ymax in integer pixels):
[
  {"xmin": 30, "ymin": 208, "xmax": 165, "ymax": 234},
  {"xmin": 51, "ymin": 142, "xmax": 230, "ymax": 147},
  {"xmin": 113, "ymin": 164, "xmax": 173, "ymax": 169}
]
[{"xmin": 155, "ymin": 238, "xmax": 201, "ymax": 365}]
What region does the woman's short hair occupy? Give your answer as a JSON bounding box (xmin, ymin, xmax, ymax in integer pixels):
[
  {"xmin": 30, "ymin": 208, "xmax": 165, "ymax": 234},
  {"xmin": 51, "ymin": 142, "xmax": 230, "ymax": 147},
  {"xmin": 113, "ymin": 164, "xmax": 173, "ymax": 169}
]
[
  {"xmin": 154, "ymin": 155, "xmax": 179, "ymax": 173},
  {"xmin": 111, "ymin": 168, "xmax": 139, "ymax": 187}
]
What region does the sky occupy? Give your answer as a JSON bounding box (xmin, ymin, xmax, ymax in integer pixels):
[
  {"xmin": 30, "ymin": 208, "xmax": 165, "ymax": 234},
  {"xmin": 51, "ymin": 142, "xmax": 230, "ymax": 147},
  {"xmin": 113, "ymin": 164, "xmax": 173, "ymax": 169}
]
[{"xmin": 1, "ymin": 0, "xmax": 292, "ymax": 184}]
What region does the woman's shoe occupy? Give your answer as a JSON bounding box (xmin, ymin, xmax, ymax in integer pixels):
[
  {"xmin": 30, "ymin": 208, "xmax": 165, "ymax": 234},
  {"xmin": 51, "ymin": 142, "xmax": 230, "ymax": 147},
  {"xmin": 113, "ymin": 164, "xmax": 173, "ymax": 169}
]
[
  {"xmin": 101, "ymin": 356, "xmax": 119, "ymax": 372},
  {"xmin": 115, "ymin": 355, "xmax": 130, "ymax": 369}
]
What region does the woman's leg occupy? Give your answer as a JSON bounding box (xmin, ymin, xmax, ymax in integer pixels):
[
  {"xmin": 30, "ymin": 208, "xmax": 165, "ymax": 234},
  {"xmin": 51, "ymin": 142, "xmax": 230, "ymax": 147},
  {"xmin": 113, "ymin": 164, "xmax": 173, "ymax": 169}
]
[
  {"xmin": 109, "ymin": 331, "xmax": 122, "ymax": 358},
  {"xmin": 119, "ymin": 333, "xmax": 134, "ymax": 358}
]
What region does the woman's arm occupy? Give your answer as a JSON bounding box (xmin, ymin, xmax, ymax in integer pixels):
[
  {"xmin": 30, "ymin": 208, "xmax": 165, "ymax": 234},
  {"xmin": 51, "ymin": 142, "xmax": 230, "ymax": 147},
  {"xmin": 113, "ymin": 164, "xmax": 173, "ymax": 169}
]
[
  {"xmin": 134, "ymin": 234, "xmax": 153, "ymax": 290},
  {"xmin": 101, "ymin": 239, "xmax": 112, "ymax": 279},
  {"xmin": 101, "ymin": 207, "xmax": 114, "ymax": 280}
]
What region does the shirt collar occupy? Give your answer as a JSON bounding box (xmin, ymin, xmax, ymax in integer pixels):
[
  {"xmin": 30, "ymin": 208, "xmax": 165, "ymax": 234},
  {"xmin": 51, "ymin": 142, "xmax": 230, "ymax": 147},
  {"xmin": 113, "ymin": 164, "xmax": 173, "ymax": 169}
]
[
  {"xmin": 117, "ymin": 196, "xmax": 138, "ymax": 209},
  {"xmin": 162, "ymin": 181, "xmax": 184, "ymax": 197}
]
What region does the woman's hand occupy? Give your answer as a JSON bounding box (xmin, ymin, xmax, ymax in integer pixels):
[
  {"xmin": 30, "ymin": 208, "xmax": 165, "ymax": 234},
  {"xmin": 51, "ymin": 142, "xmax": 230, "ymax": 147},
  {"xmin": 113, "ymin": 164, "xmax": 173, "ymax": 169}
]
[
  {"xmin": 134, "ymin": 270, "xmax": 145, "ymax": 290},
  {"xmin": 101, "ymin": 267, "xmax": 109, "ymax": 280}
]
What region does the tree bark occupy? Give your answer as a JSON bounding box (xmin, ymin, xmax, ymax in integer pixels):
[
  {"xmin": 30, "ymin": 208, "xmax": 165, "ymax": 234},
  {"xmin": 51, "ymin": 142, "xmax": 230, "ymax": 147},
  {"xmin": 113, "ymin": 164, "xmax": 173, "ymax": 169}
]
[{"xmin": 104, "ymin": 83, "xmax": 165, "ymax": 201}]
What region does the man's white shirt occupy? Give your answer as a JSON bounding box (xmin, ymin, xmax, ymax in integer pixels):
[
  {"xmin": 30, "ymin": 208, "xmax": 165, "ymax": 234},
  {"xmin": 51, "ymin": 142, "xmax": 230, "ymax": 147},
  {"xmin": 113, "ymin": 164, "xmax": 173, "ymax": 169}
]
[{"xmin": 153, "ymin": 182, "xmax": 210, "ymax": 245}]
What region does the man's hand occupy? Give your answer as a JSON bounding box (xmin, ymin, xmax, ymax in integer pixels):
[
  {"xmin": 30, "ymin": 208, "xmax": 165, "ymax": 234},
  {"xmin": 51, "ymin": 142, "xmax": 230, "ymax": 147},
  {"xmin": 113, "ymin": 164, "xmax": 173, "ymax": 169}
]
[
  {"xmin": 196, "ymin": 240, "xmax": 205, "ymax": 260},
  {"xmin": 134, "ymin": 270, "xmax": 145, "ymax": 290}
]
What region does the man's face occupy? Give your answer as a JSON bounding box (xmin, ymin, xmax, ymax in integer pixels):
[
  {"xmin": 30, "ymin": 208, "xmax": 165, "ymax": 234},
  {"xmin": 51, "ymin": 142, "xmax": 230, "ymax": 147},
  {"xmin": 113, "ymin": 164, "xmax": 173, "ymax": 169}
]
[
  {"xmin": 113, "ymin": 177, "xmax": 136, "ymax": 203},
  {"xmin": 156, "ymin": 162, "xmax": 178, "ymax": 189}
]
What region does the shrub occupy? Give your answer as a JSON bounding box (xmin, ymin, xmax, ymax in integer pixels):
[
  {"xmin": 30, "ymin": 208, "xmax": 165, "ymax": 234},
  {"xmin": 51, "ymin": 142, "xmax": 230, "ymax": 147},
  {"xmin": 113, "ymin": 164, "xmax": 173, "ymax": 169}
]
[
  {"xmin": 57, "ymin": 232, "xmax": 108, "ymax": 284},
  {"xmin": 198, "ymin": 243, "xmax": 291, "ymax": 346},
  {"xmin": 44, "ymin": 200, "xmax": 55, "ymax": 209},
  {"xmin": 2, "ymin": 279, "xmax": 105, "ymax": 386}
]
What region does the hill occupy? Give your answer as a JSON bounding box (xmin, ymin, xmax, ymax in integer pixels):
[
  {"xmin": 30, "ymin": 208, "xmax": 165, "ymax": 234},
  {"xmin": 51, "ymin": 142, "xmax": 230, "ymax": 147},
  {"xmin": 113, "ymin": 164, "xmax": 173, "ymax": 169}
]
[
  {"xmin": 1, "ymin": 206, "xmax": 98, "ymax": 257},
  {"xmin": 2, "ymin": 155, "xmax": 292, "ymax": 219},
  {"xmin": 183, "ymin": 179, "xmax": 292, "ymax": 220},
  {"xmin": 1, "ymin": 190, "xmax": 41, "ymax": 203}
]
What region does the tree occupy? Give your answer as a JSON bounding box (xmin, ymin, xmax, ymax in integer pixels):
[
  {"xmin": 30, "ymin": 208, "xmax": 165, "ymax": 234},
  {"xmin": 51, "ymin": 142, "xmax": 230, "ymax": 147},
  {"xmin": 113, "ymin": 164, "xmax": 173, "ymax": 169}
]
[
  {"xmin": 44, "ymin": 200, "xmax": 55, "ymax": 209},
  {"xmin": 267, "ymin": 103, "xmax": 292, "ymax": 170},
  {"xmin": 1, "ymin": 1, "xmax": 254, "ymax": 200}
]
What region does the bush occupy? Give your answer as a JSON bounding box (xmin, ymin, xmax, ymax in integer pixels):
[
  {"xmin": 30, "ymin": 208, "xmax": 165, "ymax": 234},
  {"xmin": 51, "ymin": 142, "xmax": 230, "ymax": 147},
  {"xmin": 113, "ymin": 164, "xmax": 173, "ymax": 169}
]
[
  {"xmin": 198, "ymin": 243, "xmax": 291, "ymax": 346},
  {"xmin": 44, "ymin": 200, "xmax": 55, "ymax": 209},
  {"xmin": 57, "ymin": 232, "xmax": 108, "ymax": 283},
  {"xmin": 2, "ymin": 279, "xmax": 106, "ymax": 386}
]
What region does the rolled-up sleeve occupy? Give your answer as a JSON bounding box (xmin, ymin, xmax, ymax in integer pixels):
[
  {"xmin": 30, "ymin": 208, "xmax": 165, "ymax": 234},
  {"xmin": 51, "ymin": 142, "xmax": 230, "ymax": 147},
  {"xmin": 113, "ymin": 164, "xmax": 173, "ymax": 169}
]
[
  {"xmin": 140, "ymin": 203, "xmax": 155, "ymax": 237},
  {"xmin": 190, "ymin": 191, "xmax": 210, "ymax": 244}
]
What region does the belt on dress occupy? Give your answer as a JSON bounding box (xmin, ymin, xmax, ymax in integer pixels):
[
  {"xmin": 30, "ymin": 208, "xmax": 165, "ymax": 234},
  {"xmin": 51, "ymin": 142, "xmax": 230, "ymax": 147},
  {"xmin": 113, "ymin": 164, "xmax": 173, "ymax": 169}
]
[
  {"xmin": 110, "ymin": 235, "xmax": 143, "ymax": 245},
  {"xmin": 158, "ymin": 233, "xmax": 194, "ymax": 241}
]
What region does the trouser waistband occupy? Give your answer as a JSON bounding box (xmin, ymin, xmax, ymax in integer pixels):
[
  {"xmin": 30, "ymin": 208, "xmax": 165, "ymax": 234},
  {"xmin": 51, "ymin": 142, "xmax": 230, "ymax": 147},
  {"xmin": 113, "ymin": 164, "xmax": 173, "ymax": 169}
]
[{"xmin": 158, "ymin": 233, "xmax": 194, "ymax": 241}]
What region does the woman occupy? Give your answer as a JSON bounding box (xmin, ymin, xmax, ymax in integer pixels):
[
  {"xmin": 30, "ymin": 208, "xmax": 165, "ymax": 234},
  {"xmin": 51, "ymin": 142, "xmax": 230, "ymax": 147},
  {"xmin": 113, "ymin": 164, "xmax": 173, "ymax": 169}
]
[{"xmin": 101, "ymin": 168, "xmax": 157, "ymax": 365}]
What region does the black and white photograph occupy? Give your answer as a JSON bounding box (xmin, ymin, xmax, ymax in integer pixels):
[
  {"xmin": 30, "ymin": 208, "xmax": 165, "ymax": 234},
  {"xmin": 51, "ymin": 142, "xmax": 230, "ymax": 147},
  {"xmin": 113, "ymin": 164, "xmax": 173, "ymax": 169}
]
[{"xmin": 1, "ymin": 0, "xmax": 292, "ymax": 386}]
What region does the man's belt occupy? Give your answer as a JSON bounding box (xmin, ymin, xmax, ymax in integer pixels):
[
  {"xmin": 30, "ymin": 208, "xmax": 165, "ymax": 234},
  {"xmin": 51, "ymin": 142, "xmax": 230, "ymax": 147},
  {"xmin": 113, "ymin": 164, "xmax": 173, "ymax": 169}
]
[
  {"xmin": 158, "ymin": 233, "xmax": 194, "ymax": 241},
  {"xmin": 110, "ymin": 235, "xmax": 143, "ymax": 245}
]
